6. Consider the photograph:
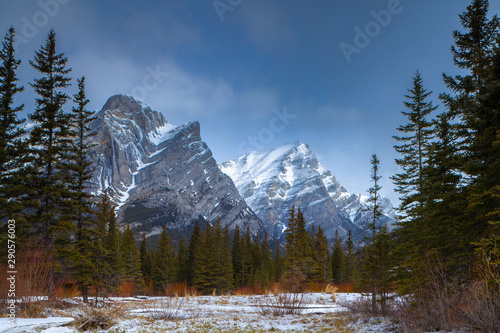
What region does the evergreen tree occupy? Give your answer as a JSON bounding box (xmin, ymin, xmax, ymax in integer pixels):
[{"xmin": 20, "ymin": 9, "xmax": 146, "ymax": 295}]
[
  {"xmin": 273, "ymin": 240, "xmax": 284, "ymax": 282},
  {"xmin": 176, "ymin": 235, "xmax": 189, "ymax": 283},
  {"xmin": 331, "ymin": 230, "xmax": 344, "ymax": 284},
  {"xmin": 231, "ymin": 225, "xmax": 242, "ymax": 287},
  {"xmin": 0, "ymin": 27, "xmax": 25, "ymax": 224},
  {"xmin": 239, "ymin": 227, "xmax": 253, "ymax": 287},
  {"xmin": 66, "ymin": 77, "xmax": 96, "ymax": 302},
  {"xmin": 194, "ymin": 219, "xmax": 234, "ymax": 294},
  {"xmin": 284, "ymin": 206, "xmax": 298, "ymax": 269},
  {"xmin": 311, "ymin": 226, "xmax": 330, "ymax": 283},
  {"xmin": 152, "ymin": 225, "xmax": 175, "ymax": 291},
  {"xmin": 438, "ymin": 0, "xmax": 500, "ymax": 274},
  {"xmin": 475, "ymin": 36, "xmax": 500, "ymax": 264},
  {"xmin": 343, "ymin": 229, "xmax": 355, "ymax": 284},
  {"xmin": 392, "ymin": 71, "xmax": 436, "ymax": 222},
  {"xmin": 216, "ymin": 222, "xmax": 234, "ymax": 293},
  {"xmin": 93, "ymin": 191, "xmax": 118, "ymax": 300},
  {"xmin": 255, "ymin": 233, "xmax": 273, "ymax": 287},
  {"xmin": 28, "ymin": 29, "xmax": 72, "ymax": 300},
  {"xmin": 193, "ymin": 221, "xmax": 214, "ymax": 293},
  {"xmin": 139, "ymin": 234, "xmax": 150, "ymax": 281},
  {"xmin": 119, "ymin": 226, "xmax": 145, "ymax": 294},
  {"xmin": 361, "ymin": 224, "xmax": 392, "ymax": 314},
  {"xmin": 361, "ymin": 154, "xmax": 391, "ymax": 314},
  {"xmin": 186, "ymin": 220, "xmax": 200, "ymax": 286}
]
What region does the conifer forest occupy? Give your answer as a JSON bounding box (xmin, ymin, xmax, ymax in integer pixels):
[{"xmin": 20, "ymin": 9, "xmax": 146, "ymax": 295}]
[{"xmin": 0, "ymin": 0, "xmax": 499, "ymax": 332}]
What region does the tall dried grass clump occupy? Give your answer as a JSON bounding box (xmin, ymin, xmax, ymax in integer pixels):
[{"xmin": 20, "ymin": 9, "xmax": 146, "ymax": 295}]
[
  {"xmin": 143, "ymin": 298, "xmax": 185, "ymax": 320},
  {"xmin": 325, "ymin": 284, "xmax": 338, "ymax": 302},
  {"xmin": 74, "ymin": 302, "xmax": 129, "ymax": 331},
  {"xmin": 257, "ymin": 291, "xmax": 312, "ymax": 316},
  {"xmin": 16, "ymin": 238, "xmax": 52, "ymax": 317}
]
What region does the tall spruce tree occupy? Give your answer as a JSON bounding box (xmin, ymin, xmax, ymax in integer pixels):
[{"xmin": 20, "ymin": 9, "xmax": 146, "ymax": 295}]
[
  {"xmin": 331, "ymin": 230, "xmax": 344, "ymax": 284},
  {"xmin": 139, "ymin": 234, "xmax": 152, "ymax": 284},
  {"xmin": 231, "ymin": 225, "xmax": 242, "ymax": 287},
  {"xmin": 361, "ymin": 154, "xmax": 392, "ymax": 314},
  {"xmin": 152, "ymin": 225, "xmax": 175, "ymax": 291},
  {"xmin": 119, "ymin": 226, "xmax": 145, "ymax": 294},
  {"xmin": 0, "ymin": 27, "xmax": 25, "ymax": 224},
  {"xmin": 311, "ymin": 226, "xmax": 330, "ymax": 283},
  {"xmin": 284, "ymin": 206, "xmax": 298, "ymax": 270},
  {"xmin": 66, "ymin": 77, "xmax": 97, "ymax": 302},
  {"xmin": 193, "ymin": 219, "xmax": 234, "ymax": 294},
  {"xmin": 343, "ymin": 229, "xmax": 355, "ymax": 284},
  {"xmin": 186, "ymin": 220, "xmax": 200, "ymax": 286},
  {"xmin": 475, "ymin": 36, "xmax": 500, "ymax": 264},
  {"xmin": 392, "ymin": 71, "xmax": 436, "ymax": 222},
  {"xmin": 93, "ymin": 191, "xmax": 118, "ymax": 300},
  {"xmin": 28, "ymin": 29, "xmax": 72, "ymax": 300},
  {"xmin": 440, "ymin": 0, "xmax": 500, "ymax": 272}
]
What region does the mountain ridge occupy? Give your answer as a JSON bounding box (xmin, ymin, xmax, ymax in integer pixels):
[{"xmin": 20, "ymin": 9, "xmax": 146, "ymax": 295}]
[
  {"xmin": 88, "ymin": 94, "xmax": 265, "ymax": 238},
  {"xmin": 220, "ymin": 142, "xmax": 396, "ymax": 244}
]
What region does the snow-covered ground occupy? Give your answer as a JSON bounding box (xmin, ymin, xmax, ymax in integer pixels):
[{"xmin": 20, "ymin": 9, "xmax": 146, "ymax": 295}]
[{"xmin": 0, "ymin": 293, "xmax": 398, "ymax": 332}]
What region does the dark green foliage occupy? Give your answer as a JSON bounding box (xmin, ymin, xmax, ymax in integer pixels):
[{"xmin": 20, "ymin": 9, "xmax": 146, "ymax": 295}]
[
  {"xmin": 93, "ymin": 192, "xmax": 118, "ymax": 299},
  {"xmin": 231, "ymin": 225, "xmax": 242, "ymax": 287},
  {"xmin": 392, "ymin": 71, "xmax": 436, "ymax": 222},
  {"xmin": 361, "ymin": 224, "xmax": 392, "ymax": 313},
  {"xmin": 311, "ymin": 226, "xmax": 330, "ymax": 283},
  {"xmin": 254, "ymin": 233, "xmax": 273, "ymax": 287},
  {"xmin": 361, "ymin": 154, "xmax": 393, "ymax": 313},
  {"xmin": 27, "ymin": 29, "xmax": 72, "ymax": 300},
  {"xmin": 186, "ymin": 220, "xmax": 201, "ymax": 286},
  {"xmin": 66, "ymin": 77, "xmax": 96, "ymax": 302},
  {"xmin": 343, "ymin": 229, "xmax": 355, "ymax": 284},
  {"xmin": 273, "ymin": 240, "xmax": 284, "ymax": 282},
  {"xmin": 119, "ymin": 225, "xmax": 145, "ymax": 294},
  {"xmin": 475, "ymin": 36, "xmax": 500, "ymax": 265},
  {"xmin": 284, "ymin": 207, "xmax": 313, "ymax": 279},
  {"xmin": 193, "ymin": 219, "xmax": 234, "ymax": 294},
  {"xmin": 0, "ymin": 27, "xmax": 25, "ymax": 224},
  {"xmin": 176, "ymin": 235, "xmax": 189, "ymax": 283},
  {"xmin": 331, "ymin": 230, "xmax": 344, "ymax": 284},
  {"xmin": 152, "ymin": 225, "xmax": 175, "ymax": 291},
  {"xmin": 139, "ymin": 234, "xmax": 149, "ymax": 279},
  {"xmin": 28, "ymin": 29, "xmax": 72, "ymax": 238}
]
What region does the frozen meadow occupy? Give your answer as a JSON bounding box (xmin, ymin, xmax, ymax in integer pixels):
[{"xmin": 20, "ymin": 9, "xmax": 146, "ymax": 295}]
[{"xmin": 0, "ymin": 293, "xmax": 399, "ymax": 333}]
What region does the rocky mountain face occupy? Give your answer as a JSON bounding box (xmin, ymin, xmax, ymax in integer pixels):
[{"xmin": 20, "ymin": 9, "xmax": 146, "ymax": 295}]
[
  {"xmin": 89, "ymin": 94, "xmax": 264, "ymax": 238},
  {"xmin": 219, "ymin": 142, "xmax": 396, "ymax": 244}
]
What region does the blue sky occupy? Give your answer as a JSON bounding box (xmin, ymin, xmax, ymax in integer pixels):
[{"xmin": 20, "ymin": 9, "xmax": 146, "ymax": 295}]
[{"xmin": 1, "ymin": 0, "xmax": 499, "ymax": 204}]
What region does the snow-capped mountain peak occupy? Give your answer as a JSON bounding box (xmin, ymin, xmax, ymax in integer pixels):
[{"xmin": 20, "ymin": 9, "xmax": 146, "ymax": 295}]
[
  {"xmin": 220, "ymin": 142, "xmax": 395, "ymax": 243},
  {"xmin": 88, "ymin": 94, "xmax": 264, "ymax": 237}
]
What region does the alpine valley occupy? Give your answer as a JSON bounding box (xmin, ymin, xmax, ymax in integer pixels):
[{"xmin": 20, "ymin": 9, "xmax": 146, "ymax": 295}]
[{"xmin": 88, "ymin": 94, "xmax": 395, "ymax": 244}]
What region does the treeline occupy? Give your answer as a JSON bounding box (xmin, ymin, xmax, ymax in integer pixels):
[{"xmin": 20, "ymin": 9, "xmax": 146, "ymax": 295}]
[{"xmin": 359, "ymin": 0, "xmax": 500, "ymax": 329}]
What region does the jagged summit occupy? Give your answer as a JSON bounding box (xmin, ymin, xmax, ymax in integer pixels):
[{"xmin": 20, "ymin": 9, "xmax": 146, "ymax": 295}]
[
  {"xmin": 220, "ymin": 142, "xmax": 396, "ymax": 244},
  {"xmin": 88, "ymin": 95, "xmax": 265, "ymax": 238}
]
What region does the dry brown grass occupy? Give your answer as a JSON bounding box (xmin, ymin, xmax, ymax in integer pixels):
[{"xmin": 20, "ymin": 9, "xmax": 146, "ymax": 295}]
[
  {"xmin": 325, "ymin": 284, "xmax": 338, "ymax": 302},
  {"xmin": 257, "ymin": 292, "xmax": 312, "ymax": 316},
  {"xmin": 163, "ymin": 282, "xmax": 199, "ymax": 297},
  {"xmin": 118, "ymin": 280, "xmax": 136, "ymax": 297},
  {"xmin": 233, "ymin": 285, "xmax": 268, "ymax": 296},
  {"xmin": 73, "ymin": 301, "xmax": 130, "ymax": 331},
  {"xmin": 141, "ymin": 298, "xmax": 185, "ymax": 321}
]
